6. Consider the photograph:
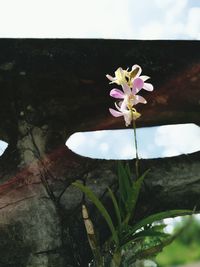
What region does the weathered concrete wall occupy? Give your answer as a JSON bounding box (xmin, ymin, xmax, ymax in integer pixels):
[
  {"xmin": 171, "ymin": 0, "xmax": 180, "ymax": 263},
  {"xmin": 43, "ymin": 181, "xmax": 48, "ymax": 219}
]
[{"xmin": 0, "ymin": 39, "xmax": 199, "ymax": 266}]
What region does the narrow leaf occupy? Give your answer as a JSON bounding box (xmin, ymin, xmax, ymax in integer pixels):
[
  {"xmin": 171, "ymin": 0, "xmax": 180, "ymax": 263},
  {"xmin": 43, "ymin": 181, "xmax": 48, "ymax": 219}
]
[
  {"xmin": 125, "ymin": 169, "xmax": 150, "ymax": 223},
  {"xmin": 118, "ymin": 162, "xmax": 131, "ymax": 204},
  {"xmin": 132, "ymin": 229, "xmax": 170, "ymax": 240},
  {"xmin": 107, "ymin": 187, "xmax": 122, "ymax": 228},
  {"xmin": 121, "ymin": 230, "xmax": 170, "ymax": 249},
  {"xmin": 123, "ymin": 216, "xmax": 193, "ymax": 260},
  {"xmin": 134, "ymin": 219, "xmax": 189, "ymax": 259},
  {"xmin": 125, "ymin": 163, "xmax": 132, "ymax": 180},
  {"xmin": 73, "ymin": 182, "xmax": 119, "ymax": 245},
  {"xmin": 131, "ymin": 209, "xmax": 193, "ymax": 233}
]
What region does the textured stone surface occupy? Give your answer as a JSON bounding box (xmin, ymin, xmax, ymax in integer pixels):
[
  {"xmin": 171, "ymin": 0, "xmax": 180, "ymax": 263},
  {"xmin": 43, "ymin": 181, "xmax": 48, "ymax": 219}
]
[{"xmin": 0, "ymin": 39, "xmax": 199, "ymax": 266}]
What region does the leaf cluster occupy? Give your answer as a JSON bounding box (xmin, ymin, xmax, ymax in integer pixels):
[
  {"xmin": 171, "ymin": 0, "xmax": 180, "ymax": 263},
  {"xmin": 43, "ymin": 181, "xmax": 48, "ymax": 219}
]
[{"xmin": 73, "ymin": 162, "xmax": 192, "ymax": 266}]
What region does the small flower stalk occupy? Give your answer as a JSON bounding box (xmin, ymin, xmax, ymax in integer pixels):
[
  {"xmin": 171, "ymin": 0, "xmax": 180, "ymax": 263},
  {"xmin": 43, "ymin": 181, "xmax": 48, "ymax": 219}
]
[
  {"xmin": 107, "ymin": 64, "xmax": 154, "ymax": 179},
  {"xmin": 107, "ymin": 64, "xmax": 154, "ymax": 127}
]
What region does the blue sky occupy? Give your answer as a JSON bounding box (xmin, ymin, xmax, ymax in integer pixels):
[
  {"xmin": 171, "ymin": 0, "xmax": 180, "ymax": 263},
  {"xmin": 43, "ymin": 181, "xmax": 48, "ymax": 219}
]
[
  {"xmin": 0, "ymin": 140, "xmax": 8, "ymax": 156},
  {"xmin": 0, "ymin": 0, "xmax": 199, "ymax": 158},
  {"xmin": 0, "ymin": 0, "xmax": 199, "ymax": 39},
  {"xmin": 66, "ymin": 124, "xmax": 200, "ymax": 159},
  {"xmin": 129, "ymin": 0, "xmax": 200, "ymax": 39}
]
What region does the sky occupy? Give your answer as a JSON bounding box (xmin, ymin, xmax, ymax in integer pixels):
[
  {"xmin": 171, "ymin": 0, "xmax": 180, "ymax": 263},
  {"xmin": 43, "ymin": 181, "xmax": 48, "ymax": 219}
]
[
  {"xmin": 0, "ymin": 140, "xmax": 7, "ymax": 156},
  {"xmin": 0, "ymin": 0, "xmax": 199, "ymax": 39},
  {"xmin": 66, "ymin": 124, "xmax": 200, "ymax": 160},
  {"xmin": 0, "ymin": 0, "xmax": 199, "ymax": 157}
]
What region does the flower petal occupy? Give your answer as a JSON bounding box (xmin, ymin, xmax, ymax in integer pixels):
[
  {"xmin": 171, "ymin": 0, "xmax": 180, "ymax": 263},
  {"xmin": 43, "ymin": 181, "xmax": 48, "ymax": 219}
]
[
  {"xmin": 118, "ymin": 101, "xmax": 123, "ymax": 107},
  {"xmin": 124, "ymin": 116, "xmax": 131, "ymax": 126},
  {"xmin": 109, "ymin": 108, "xmax": 122, "ymax": 117},
  {"xmin": 115, "ymin": 67, "xmax": 127, "ymax": 84},
  {"xmin": 115, "ymin": 67, "xmax": 123, "ymax": 77},
  {"xmin": 140, "ymin": 75, "xmax": 150, "ymax": 81},
  {"xmin": 132, "ymin": 87, "xmax": 139, "ymax": 95},
  {"xmin": 114, "ymin": 102, "xmax": 123, "ymax": 112},
  {"xmin": 123, "ymin": 110, "xmax": 132, "ymax": 126},
  {"xmin": 133, "ymin": 78, "xmax": 144, "ymax": 90},
  {"xmin": 143, "ymin": 82, "xmax": 154, "ymax": 91},
  {"xmin": 133, "ymin": 95, "xmax": 147, "ymax": 105},
  {"xmin": 131, "ymin": 64, "xmax": 142, "ymax": 78},
  {"xmin": 120, "ymin": 98, "xmax": 129, "ymax": 110},
  {"xmin": 122, "ymin": 83, "xmax": 131, "ymax": 95},
  {"xmin": 110, "ymin": 89, "xmax": 124, "ymax": 99},
  {"xmin": 106, "ymin": 74, "xmax": 115, "ymax": 82}
]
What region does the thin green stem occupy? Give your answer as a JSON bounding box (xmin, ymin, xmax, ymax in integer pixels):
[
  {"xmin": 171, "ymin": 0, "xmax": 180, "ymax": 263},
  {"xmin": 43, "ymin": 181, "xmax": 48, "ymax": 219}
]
[
  {"xmin": 111, "ymin": 250, "xmax": 122, "ymax": 267},
  {"xmin": 132, "ymin": 120, "xmax": 139, "ymax": 179}
]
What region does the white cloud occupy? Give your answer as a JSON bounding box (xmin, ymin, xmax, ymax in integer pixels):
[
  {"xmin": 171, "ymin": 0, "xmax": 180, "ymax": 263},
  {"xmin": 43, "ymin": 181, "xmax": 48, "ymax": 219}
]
[
  {"xmin": 134, "ymin": 0, "xmax": 200, "ymax": 40},
  {"xmin": 66, "ymin": 132, "xmax": 86, "ymax": 150},
  {"xmin": 139, "ymin": 22, "xmax": 163, "ymax": 39},
  {"xmin": 165, "ymin": 0, "xmax": 188, "ymax": 20},
  {"xmin": 185, "ymin": 7, "xmax": 200, "ymax": 39},
  {"xmin": 0, "ymin": 0, "xmax": 199, "ymax": 39},
  {"xmin": 66, "ymin": 124, "xmax": 200, "ymax": 160},
  {"xmin": 99, "ymin": 142, "xmax": 109, "ymax": 153},
  {"xmin": 0, "ymin": 0, "xmax": 132, "ymax": 38},
  {"xmin": 155, "ymin": 124, "xmax": 200, "ymax": 157}
]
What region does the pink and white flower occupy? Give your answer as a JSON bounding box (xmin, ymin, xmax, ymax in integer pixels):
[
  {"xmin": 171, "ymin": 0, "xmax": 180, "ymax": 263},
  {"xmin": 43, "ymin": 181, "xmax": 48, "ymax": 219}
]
[
  {"xmin": 107, "ymin": 64, "xmax": 154, "ymax": 126},
  {"xmin": 109, "ymin": 101, "xmax": 141, "ymax": 127},
  {"xmin": 106, "ymin": 64, "xmax": 154, "ymax": 94},
  {"xmin": 129, "ymin": 64, "xmax": 154, "ymax": 94},
  {"xmin": 110, "ymin": 83, "xmax": 147, "ymax": 107},
  {"xmin": 106, "ymin": 67, "xmax": 128, "ymax": 85}
]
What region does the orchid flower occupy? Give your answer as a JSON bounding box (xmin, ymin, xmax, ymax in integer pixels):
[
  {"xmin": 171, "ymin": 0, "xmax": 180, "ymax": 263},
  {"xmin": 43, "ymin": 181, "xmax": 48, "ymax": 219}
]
[
  {"xmin": 107, "ymin": 64, "xmax": 153, "ymax": 126},
  {"xmin": 106, "ymin": 65, "xmax": 154, "ymax": 93},
  {"xmin": 109, "ymin": 101, "xmax": 141, "ymax": 127},
  {"xmin": 128, "ymin": 64, "xmax": 154, "ymax": 94},
  {"xmin": 110, "ymin": 83, "xmax": 147, "ymax": 107},
  {"xmin": 106, "ymin": 67, "xmax": 128, "ymax": 85}
]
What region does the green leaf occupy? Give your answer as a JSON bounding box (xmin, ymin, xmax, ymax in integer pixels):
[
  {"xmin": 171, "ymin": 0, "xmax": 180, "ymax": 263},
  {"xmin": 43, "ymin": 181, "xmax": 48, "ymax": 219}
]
[
  {"xmin": 118, "ymin": 162, "xmax": 132, "ymax": 205},
  {"xmin": 131, "ymin": 209, "xmax": 193, "ymax": 233},
  {"xmin": 121, "ymin": 225, "xmax": 169, "ymax": 246},
  {"xmin": 150, "ymin": 224, "xmax": 167, "ymax": 232},
  {"xmin": 73, "ymin": 182, "xmax": 119, "ymax": 245},
  {"xmin": 125, "ymin": 169, "xmax": 150, "ymax": 223},
  {"xmin": 134, "ymin": 215, "xmax": 193, "ymax": 259},
  {"xmin": 122, "ymin": 216, "xmax": 193, "ymax": 260},
  {"xmin": 118, "ymin": 162, "xmax": 133, "ymax": 220},
  {"xmin": 132, "ymin": 229, "xmax": 170, "ymax": 240},
  {"xmin": 107, "ymin": 187, "xmax": 122, "ymax": 228},
  {"xmin": 121, "ymin": 230, "xmax": 170, "ymax": 250},
  {"xmin": 125, "ymin": 163, "xmax": 132, "ymax": 180}
]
